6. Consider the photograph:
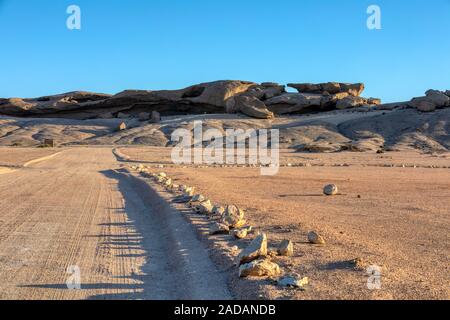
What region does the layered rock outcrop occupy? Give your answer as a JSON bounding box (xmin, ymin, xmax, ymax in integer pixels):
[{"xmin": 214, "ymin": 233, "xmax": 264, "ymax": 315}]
[
  {"xmin": 265, "ymin": 92, "xmax": 380, "ymax": 114},
  {"xmin": 287, "ymin": 82, "xmax": 365, "ymax": 97},
  {"xmin": 0, "ymin": 81, "xmax": 275, "ymax": 119},
  {"xmin": 0, "ymin": 91, "xmax": 112, "ymax": 117},
  {"xmin": 0, "ymin": 80, "xmax": 382, "ymax": 120},
  {"xmin": 407, "ymin": 89, "xmax": 450, "ymax": 112}
]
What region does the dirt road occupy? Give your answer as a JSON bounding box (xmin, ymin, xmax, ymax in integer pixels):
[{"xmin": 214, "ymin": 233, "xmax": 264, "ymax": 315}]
[{"xmin": 0, "ymin": 148, "xmax": 231, "ymax": 300}]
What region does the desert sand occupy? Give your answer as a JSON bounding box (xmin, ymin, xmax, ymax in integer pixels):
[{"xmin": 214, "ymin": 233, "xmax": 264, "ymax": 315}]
[
  {"xmin": 0, "ymin": 147, "xmax": 64, "ymax": 167},
  {"xmin": 0, "ymin": 148, "xmax": 230, "ymax": 299},
  {"xmin": 0, "ymin": 146, "xmax": 447, "ymax": 300},
  {"xmin": 119, "ymin": 147, "xmax": 450, "ymax": 300},
  {"xmin": 0, "ymin": 82, "xmax": 449, "ymax": 300}
]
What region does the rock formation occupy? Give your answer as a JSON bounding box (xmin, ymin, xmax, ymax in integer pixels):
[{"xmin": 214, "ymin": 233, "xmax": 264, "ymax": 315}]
[
  {"xmin": 0, "ymin": 91, "xmax": 112, "ymax": 118},
  {"xmin": 3, "ymin": 81, "xmax": 448, "ymax": 124},
  {"xmin": 0, "ymin": 81, "xmax": 275, "ymax": 119},
  {"xmin": 226, "ymin": 95, "xmax": 274, "ymax": 119},
  {"xmin": 408, "ymin": 89, "xmax": 450, "ymax": 112},
  {"xmin": 287, "ymin": 82, "xmax": 365, "ymax": 96},
  {"xmin": 266, "ymin": 82, "xmax": 380, "ymax": 114},
  {"xmin": 0, "ymin": 80, "xmax": 381, "ymax": 120}
]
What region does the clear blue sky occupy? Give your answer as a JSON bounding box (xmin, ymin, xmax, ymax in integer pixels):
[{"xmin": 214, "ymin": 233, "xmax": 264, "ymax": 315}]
[{"xmin": 1, "ymin": 0, "xmax": 449, "ymax": 102}]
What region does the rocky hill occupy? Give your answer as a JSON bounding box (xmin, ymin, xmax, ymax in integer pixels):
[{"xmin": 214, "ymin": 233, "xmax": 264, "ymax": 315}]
[{"xmin": 1, "ymin": 81, "xmax": 449, "ymax": 152}]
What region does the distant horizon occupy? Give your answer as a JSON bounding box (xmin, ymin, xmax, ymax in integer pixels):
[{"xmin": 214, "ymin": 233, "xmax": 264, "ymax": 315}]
[{"xmin": 1, "ymin": 0, "xmax": 449, "ymax": 103}]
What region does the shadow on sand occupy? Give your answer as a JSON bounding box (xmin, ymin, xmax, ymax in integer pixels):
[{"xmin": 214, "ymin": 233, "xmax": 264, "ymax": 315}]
[{"xmin": 20, "ymin": 169, "xmax": 178, "ymax": 299}]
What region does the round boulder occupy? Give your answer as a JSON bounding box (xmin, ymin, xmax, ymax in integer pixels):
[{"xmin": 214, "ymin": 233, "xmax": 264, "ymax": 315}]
[
  {"xmin": 323, "ymin": 184, "xmax": 338, "ymax": 196},
  {"xmin": 307, "ymin": 231, "xmax": 326, "ymax": 245}
]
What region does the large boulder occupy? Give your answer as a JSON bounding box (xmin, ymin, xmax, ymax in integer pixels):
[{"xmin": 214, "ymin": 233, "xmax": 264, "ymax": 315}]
[
  {"xmin": 245, "ymin": 83, "xmax": 286, "ymax": 100},
  {"xmin": 408, "ymin": 89, "xmax": 450, "ymax": 112},
  {"xmin": 320, "ymin": 92, "xmax": 350, "ymax": 107},
  {"xmin": 265, "ymin": 90, "xmax": 379, "ymax": 114},
  {"xmin": 226, "ymin": 95, "xmax": 274, "ymax": 119},
  {"xmin": 288, "ymin": 82, "xmax": 365, "ymax": 97},
  {"xmin": 425, "ymin": 90, "xmax": 450, "ymax": 107},
  {"xmin": 180, "ymin": 80, "xmax": 257, "ymax": 108},
  {"xmin": 336, "ymin": 96, "xmax": 374, "ymax": 109},
  {"xmin": 409, "ymin": 99, "xmax": 436, "ymax": 112},
  {"xmin": 265, "ymin": 93, "xmax": 324, "ymax": 114}
]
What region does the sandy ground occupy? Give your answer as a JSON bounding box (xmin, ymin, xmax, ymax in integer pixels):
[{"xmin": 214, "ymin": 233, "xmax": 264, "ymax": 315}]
[
  {"xmin": 0, "ymin": 147, "xmax": 231, "ymax": 300},
  {"xmin": 0, "ymin": 147, "xmax": 64, "ymax": 167},
  {"xmin": 0, "ymin": 147, "xmax": 65, "ymax": 175},
  {"xmin": 119, "ymin": 147, "xmax": 450, "ymax": 168},
  {"xmin": 120, "ymin": 147, "xmax": 450, "ymax": 300},
  {"xmin": 0, "ymin": 145, "xmax": 448, "ymax": 300}
]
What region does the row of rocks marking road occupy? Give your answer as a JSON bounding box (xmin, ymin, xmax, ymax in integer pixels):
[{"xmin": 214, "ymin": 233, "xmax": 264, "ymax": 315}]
[{"xmin": 130, "ymin": 165, "xmax": 365, "ymax": 291}]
